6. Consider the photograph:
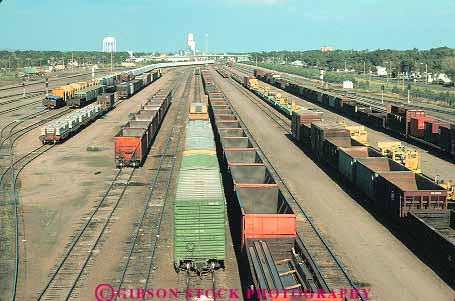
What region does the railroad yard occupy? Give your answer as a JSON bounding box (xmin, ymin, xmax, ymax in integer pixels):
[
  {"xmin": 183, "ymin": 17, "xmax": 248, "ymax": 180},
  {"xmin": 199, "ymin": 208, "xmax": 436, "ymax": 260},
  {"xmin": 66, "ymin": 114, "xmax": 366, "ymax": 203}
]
[
  {"xmin": 0, "ymin": 59, "xmax": 453, "ymax": 301},
  {"xmin": 0, "ymin": 52, "xmax": 454, "ymax": 301}
]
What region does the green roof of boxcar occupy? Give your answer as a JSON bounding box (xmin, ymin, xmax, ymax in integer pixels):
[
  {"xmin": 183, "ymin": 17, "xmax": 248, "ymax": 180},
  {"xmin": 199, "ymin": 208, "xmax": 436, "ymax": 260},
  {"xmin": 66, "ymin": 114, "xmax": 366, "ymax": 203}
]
[{"xmin": 180, "ymin": 153, "xmax": 219, "ymax": 170}]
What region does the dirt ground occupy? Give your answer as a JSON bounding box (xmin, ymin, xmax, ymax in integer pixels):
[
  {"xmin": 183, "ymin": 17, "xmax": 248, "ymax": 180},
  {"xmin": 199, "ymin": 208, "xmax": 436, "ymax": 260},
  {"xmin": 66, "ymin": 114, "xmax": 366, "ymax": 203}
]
[
  {"xmin": 212, "ymin": 69, "xmax": 455, "ymax": 301},
  {"xmin": 14, "ymin": 69, "xmax": 179, "ymax": 299}
]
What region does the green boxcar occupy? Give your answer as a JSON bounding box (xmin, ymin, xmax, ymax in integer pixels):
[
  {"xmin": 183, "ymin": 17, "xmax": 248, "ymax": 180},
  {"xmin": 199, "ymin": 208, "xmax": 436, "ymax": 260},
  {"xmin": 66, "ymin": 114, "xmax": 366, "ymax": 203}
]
[{"xmin": 173, "ymin": 120, "xmax": 227, "ymax": 272}]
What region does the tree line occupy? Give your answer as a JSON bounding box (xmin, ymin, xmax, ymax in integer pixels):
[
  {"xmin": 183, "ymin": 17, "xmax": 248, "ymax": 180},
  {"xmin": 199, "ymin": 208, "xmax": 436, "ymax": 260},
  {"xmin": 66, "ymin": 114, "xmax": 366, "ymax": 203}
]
[
  {"xmin": 0, "ymin": 50, "xmax": 154, "ymax": 70},
  {"xmin": 248, "ymin": 47, "xmax": 455, "ymax": 78}
]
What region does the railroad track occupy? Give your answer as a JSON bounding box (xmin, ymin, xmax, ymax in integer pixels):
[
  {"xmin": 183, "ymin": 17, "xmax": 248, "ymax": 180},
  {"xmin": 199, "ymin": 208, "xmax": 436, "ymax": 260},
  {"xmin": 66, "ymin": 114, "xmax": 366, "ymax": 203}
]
[
  {"xmin": 0, "ymin": 107, "xmax": 74, "ymax": 300},
  {"xmin": 221, "ymin": 70, "xmax": 364, "ymax": 298},
  {"xmin": 229, "ymin": 79, "xmax": 291, "ymax": 133},
  {"xmin": 0, "ymin": 90, "xmax": 45, "ymax": 104},
  {"xmin": 114, "ymin": 72, "xmax": 191, "ymax": 299},
  {"xmin": 0, "ymin": 68, "xmax": 128, "ymax": 93},
  {"xmin": 0, "ymin": 143, "xmax": 53, "ymax": 301},
  {"xmin": 176, "ymin": 268, "xmax": 217, "ymax": 301},
  {"xmin": 37, "ymin": 167, "xmax": 136, "ymax": 300},
  {"xmin": 37, "ymin": 69, "xmax": 185, "ymax": 301},
  {"xmin": 234, "ymin": 64, "xmax": 455, "ymax": 122}
]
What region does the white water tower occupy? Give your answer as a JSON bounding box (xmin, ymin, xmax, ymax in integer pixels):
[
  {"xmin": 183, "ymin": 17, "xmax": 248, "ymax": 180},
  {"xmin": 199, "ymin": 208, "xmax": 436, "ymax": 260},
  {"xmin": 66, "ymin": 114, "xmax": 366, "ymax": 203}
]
[{"xmin": 103, "ymin": 37, "xmax": 117, "ymax": 53}]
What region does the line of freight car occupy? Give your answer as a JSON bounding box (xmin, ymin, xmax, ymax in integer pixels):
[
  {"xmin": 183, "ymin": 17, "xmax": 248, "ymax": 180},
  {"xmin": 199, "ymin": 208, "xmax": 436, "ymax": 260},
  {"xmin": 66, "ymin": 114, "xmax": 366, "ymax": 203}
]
[
  {"xmin": 173, "ymin": 109, "xmax": 227, "ymax": 273},
  {"xmin": 116, "ymin": 69, "xmax": 162, "ymax": 99},
  {"xmin": 114, "ymin": 89, "xmax": 172, "ymax": 168},
  {"xmin": 229, "ymin": 67, "xmax": 455, "ymax": 286},
  {"xmin": 252, "ymin": 68, "xmax": 455, "ymax": 161},
  {"xmin": 202, "ymin": 69, "xmax": 361, "ymax": 300},
  {"xmin": 215, "ymin": 67, "xmax": 230, "ymax": 78},
  {"xmin": 39, "ymin": 92, "xmax": 118, "ymax": 144},
  {"xmin": 405, "ymin": 210, "xmax": 455, "ymax": 285},
  {"xmin": 230, "ymin": 71, "xmax": 301, "ymax": 119},
  {"xmin": 238, "ymin": 63, "xmax": 455, "ymax": 121},
  {"xmin": 42, "ymin": 68, "xmax": 162, "ymax": 108},
  {"xmin": 291, "ymin": 109, "xmax": 448, "ymax": 220}
]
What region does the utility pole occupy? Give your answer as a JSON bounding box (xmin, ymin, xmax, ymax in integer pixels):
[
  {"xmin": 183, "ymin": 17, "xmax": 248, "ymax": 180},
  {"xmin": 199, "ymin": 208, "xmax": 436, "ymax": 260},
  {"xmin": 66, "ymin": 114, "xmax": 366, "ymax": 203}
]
[
  {"xmin": 8, "ymin": 55, "xmax": 11, "ymax": 73},
  {"xmin": 407, "ymin": 84, "xmax": 411, "ymax": 103},
  {"xmin": 363, "ymin": 61, "xmax": 366, "ymax": 75},
  {"xmin": 110, "ymin": 51, "xmax": 113, "ymax": 72},
  {"xmin": 425, "ymin": 63, "xmax": 428, "ymax": 85},
  {"xmin": 71, "ymin": 52, "xmax": 74, "ymax": 72},
  {"xmin": 45, "ymin": 76, "xmax": 49, "ymax": 97},
  {"xmin": 402, "ymin": 72, "xmax": 405, "ymax": 90}
]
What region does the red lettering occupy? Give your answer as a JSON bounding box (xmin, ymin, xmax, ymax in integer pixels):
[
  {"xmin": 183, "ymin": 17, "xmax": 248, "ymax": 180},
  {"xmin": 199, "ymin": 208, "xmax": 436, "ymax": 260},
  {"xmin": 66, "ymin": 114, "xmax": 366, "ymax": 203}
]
[
  {"xmin": 128, "ymin": 288, "xmax": 134, "ymax": 298},
  {"xmin": 146, "ymin": 288, "xmax": 154, "ymax": 297},
  {"xmin": 350, "ymin": 289, "xmax": 359, "ymax": 298},
  {"xmin": 216, "ymin": 288, "xmax": 226, "ymax": 299},
  {"xmin": 304, "ymin": 289, "xmax": 314, "ymax": 298},
  {"xmin": 269, "ymin": 289, "xmax": 279, "ymax": 298},
  {"xmin": 257, "ymin": 289, "xmax": 267, "ymax": 299},
  {"xmin": 205, "ymin": 289, "xmax": 214, "ymax": 299},
  {"xmin": 136, "ymin": 288, "xmax": 145, "ymax": 298},
  {"xmin": 246, "ymin": 288, "xmax": 255, "ymax": 298},
  {"xmin": 361, "ymin": 288, "xmax": 370, "ymax": 299},
  {"xmin": 156, "ymin": 288, "xmax": 167, "ymax": 298},
  {"xmin": 317, "ymin": 289, "xmax": 326, "ymax": 298},
  {"xmin": 116, "ymin": 288, "xmax": 127, "ymax": 299},
  {"xmin": 339, "ymin": 288, "xmax": 347, "ymax": 298},
  {"xmin": 195, "ymin": 288, "xmax": 203, "ymax": 298},
  {"xmin": 291, "ymin": 289, "xmax": 304, "ymax": 297},
  {"xmin": 229, "ymin": 288, "xmax": 240, "ymax": 298},
  {"xmin": 184, "ymin": 288, "xmax": 192, "ymax": 298},
  {"xmin": 168, "ymin": 288, "xmax": 178, "ymax": 298},
  {"xmin": 328, "ymin": 290, "xmax": 337, "ymax": 298}
]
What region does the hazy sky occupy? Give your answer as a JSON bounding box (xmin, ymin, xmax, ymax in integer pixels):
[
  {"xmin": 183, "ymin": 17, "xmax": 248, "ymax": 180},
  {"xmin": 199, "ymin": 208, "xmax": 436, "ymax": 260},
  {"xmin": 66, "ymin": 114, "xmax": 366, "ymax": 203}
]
[{"xmin": 1, "ymin": 0, "xmax": 454, "ymax": 52}]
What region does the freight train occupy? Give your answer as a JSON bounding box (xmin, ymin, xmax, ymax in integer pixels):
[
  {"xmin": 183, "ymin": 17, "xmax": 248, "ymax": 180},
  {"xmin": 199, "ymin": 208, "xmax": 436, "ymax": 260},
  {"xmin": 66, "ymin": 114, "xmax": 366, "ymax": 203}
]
[
  {"xmin": 225, "ymin": 68, "xmax": 455, "ymax": 283},
  {"xmin": 202, "ymin": 69, "xmax": 364, "ymax": 299},
  {"xmin": 291, "ymin": 109, "xmax": 448, "ymax": 219},
  {"xmin": 249, "ymin": 68, "xmax": 455, "ymax": 160},
  {"xmin": 114, "ymin": 89, "xmax": 172, "ymax": 168},
  {"xmin": 40, "ymin": 92, "xmax": 118, "ymax": 144},
  {"xmin": 43, "ymin": 69, "xmax": 162, "ymax": 109},
  {"xmin": 42, "ymin": 59, "xmax": 215, "ymax": 109}
]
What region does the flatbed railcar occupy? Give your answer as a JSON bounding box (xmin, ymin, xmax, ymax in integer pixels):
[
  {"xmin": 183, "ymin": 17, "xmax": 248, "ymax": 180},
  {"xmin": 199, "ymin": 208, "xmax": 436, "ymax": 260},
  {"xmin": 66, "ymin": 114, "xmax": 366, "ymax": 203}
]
[
  {"xmin": 40, "ymin": 103, "xmax": 104, "ymax": 144},
  {"xmin": 114, "ymin": 89, "xmax": 172, "ymax": 167},
  {"xmin": 249, "ymin": 68, "xmax": 455, "ymax": 160}
]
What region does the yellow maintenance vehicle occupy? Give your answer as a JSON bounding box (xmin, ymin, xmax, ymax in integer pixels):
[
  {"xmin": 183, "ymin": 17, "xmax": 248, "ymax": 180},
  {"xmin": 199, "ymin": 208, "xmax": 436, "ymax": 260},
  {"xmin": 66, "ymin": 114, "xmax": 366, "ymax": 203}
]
[
  {"xmin": 435, "ymin": 176, "xmax": 454, "ymax": 206},
  {"xmin": 245, "ymin": 77, "xmax": 259, "ymax": 90},
  {"xmin": 337, "ymin": 121, "xmax": 369, "ymax": 146},
  {"xmin": 376, "ymin": 141, "xmax": 421, "ymax": 173}
]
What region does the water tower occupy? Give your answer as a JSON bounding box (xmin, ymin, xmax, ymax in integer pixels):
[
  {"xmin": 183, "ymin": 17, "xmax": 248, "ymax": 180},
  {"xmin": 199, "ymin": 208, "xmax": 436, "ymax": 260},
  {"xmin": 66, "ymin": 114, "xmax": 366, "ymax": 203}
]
[{"xmin": 103, "ymin": 37, "xmax": 117, "ymax": 53}]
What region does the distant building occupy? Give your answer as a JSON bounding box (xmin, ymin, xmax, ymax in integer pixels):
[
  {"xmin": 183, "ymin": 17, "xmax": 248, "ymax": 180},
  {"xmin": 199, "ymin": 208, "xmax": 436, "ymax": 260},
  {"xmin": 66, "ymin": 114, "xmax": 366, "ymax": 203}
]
[
  {"xmin": 320, "ymin": 46, "xmax": 334, "ymax": 52},
  {"xmin": 376, "ymin": 66, "xmax": 387, "ymax": 76},
  {"xmin": 103, "ymin": 37, "xmax": 117, "ymax": 53},
  {"xmin": 291, "ymin": 60, "xmax": 305, "ymax": 67}
]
